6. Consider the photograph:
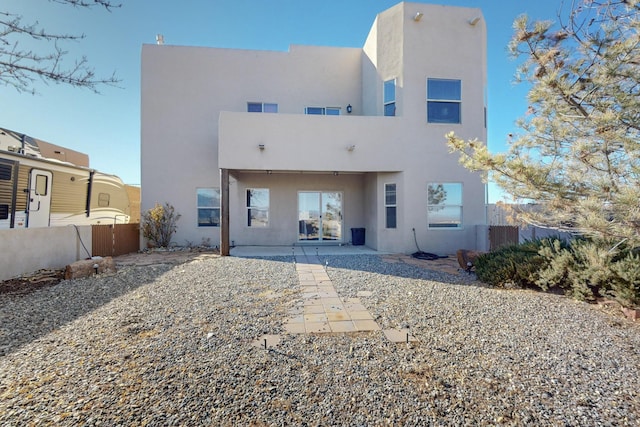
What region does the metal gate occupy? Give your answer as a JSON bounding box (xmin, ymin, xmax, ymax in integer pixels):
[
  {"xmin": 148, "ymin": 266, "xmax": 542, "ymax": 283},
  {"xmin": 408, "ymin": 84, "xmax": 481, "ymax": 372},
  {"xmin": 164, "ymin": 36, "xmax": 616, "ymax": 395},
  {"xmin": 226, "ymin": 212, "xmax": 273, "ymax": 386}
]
[{"xmin": 92, "ymin": 223, "xmax": 140, "ymax": 257}]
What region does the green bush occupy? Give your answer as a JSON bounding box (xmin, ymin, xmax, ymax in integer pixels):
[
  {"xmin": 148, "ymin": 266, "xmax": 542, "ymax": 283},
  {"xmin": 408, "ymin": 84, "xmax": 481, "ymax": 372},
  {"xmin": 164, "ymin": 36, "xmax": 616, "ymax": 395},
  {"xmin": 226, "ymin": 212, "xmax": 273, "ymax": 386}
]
[
  {"xmin": 475, "ymin": 239, "xmax": 555, "ymax": 288},
  {"xmin": 142, "ymin": 202, "xmax": 181, "ymax": 248},
  {"xmin": 536, "ymin": 238, "xmax": 614, "ymax": 302},
  {"xmin": 609, "ymin": 251, "xmax": 640, "ymax": 308},
  {"xmin": 476, "ymin": 236, "xmax": 640, "ymax": 308}
]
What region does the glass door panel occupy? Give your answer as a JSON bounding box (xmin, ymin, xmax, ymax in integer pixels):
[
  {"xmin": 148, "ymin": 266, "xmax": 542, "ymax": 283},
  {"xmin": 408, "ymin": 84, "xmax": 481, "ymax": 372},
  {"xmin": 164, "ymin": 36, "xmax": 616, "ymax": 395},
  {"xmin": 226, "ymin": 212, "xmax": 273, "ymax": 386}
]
[
  {"xmin": 298, "ymin": 192, "xmax": 320, "ymax": 241},
  {"xmin": 321, "ymin": 192, "xmax": 342, "ymax": 241}
]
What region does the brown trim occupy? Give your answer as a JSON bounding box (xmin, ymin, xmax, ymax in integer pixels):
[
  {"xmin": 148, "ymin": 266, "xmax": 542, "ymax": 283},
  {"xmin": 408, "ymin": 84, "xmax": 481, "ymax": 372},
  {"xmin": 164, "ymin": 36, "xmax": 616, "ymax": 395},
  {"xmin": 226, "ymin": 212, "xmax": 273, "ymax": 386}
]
[{"xmin": 220, "ymin": 168, "xmax": 230, "ymax": 256}]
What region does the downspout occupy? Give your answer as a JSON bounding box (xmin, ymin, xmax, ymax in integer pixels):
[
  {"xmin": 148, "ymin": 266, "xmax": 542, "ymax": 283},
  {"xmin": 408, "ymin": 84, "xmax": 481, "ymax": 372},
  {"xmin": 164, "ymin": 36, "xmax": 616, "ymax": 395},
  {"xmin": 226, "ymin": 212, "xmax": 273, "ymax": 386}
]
[{"xmin": 85, "ymin": 170, "xmax": 95, "ymax": 217}]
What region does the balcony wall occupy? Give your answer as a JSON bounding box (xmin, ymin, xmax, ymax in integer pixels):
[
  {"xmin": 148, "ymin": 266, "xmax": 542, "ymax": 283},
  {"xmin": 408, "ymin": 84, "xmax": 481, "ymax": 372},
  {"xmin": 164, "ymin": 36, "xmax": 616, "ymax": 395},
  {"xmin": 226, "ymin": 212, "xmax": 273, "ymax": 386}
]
[{"xmin": 219, "ymin": 112, "xmax": 405, "ymax": 173}]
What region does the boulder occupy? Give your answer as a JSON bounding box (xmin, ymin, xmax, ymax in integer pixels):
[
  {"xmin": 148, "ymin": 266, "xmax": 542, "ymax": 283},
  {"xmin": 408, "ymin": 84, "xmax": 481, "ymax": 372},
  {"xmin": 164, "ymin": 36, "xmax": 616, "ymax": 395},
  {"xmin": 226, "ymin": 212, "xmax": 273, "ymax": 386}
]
[{"xmin": 64, "ymin": 257, "xmax": 116, "ymax": 280}]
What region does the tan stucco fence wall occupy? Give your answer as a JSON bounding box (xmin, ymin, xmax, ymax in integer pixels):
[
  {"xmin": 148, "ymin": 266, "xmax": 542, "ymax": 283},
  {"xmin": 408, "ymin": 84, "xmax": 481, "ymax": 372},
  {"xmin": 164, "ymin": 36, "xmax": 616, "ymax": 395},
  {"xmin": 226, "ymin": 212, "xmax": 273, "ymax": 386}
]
[{"xmin": 0, "ymin": 226, "xmax": 92, "ymax": 281}]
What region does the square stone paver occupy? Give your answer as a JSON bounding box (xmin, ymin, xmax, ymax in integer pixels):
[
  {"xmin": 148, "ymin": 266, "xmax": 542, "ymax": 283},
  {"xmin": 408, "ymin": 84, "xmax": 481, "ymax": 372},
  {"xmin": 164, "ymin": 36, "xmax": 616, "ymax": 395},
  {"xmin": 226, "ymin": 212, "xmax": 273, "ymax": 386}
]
[
  {"xmin": 349, "ymin": 310, "xmax": 374, "ymax": 320},
  {"xmin": 305, "ymin": 322, "xmax": 330, "ymax": 333},
  {"xmin": 303, "ymin": 304, "xmax": 326, "ymax": 314},
  {"xmin": 344, "ymin": 303, "xmax": 368, "ymax": 312},
  {"xmin": 383, "ymin": 328, "xmax": 419, "ymax": 343},
  {"xmin": 353, "ymin": 319, "xmax": 381, "ymax": 331},
  {"xmin": 286, "ymin": 315, "xmax": 305, "ymax": 323},
  {"xmin": 357, "ymin": 291, "xmax": 374, "ymax": 297},
  {"xmin": 304, "ymin": 313, "xmax": 328, "ymax": 323},
  {"xmin": 327, "ymin": 312, "xmax": 350, "ymax": 322},
  {"xmin": 324, "ymin": 304, "xmax": 346, "ymax": 313},
  {"xmin": 329, "ymin": 321, "xmax": 357, "ymax": 333},
  {"xmin": 283, "ymin": 322, "xmax": 306, "ymax": 334},
  {"xmin": 321, "ymin": 297, "xmax": 342, "ymax": 306}
]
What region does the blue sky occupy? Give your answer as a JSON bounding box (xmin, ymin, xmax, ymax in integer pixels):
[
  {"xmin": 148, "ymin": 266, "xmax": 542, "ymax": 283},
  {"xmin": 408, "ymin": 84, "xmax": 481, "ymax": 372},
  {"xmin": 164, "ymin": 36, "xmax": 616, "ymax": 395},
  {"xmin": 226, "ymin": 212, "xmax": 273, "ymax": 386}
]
[{"xmin": 2, "ymin": 0, "xmax": 567, "ymax": 201}]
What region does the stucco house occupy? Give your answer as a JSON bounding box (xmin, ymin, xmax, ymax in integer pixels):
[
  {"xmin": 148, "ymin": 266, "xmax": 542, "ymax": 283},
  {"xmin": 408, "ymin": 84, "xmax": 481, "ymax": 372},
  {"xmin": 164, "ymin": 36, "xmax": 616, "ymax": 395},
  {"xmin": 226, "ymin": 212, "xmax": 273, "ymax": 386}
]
[{"xmin": 141, "ymin": 1, "xmax": 488, "ymax": 255}]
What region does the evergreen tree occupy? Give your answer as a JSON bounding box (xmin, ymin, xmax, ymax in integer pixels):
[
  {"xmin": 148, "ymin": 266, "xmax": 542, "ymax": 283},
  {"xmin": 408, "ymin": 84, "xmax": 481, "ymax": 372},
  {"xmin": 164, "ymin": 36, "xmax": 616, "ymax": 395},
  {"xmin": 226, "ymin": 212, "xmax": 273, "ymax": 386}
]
[{"xmin": 447, "ymin": 0, "xmax": 640, "ymax": 247}]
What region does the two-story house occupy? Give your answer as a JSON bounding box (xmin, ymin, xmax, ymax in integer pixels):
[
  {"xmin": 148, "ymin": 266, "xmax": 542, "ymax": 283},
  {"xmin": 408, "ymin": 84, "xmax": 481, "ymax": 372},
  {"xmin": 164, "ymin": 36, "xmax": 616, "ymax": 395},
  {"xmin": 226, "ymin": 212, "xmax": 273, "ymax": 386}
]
[{"xmin": 141, "ymin": 1, "xmax": 488, "ymax": 254}]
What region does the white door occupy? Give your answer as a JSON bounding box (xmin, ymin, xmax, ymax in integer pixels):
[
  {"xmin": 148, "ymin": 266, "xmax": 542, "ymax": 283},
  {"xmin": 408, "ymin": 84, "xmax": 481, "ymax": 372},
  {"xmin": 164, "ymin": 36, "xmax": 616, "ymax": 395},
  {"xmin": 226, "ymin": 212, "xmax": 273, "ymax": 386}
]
[
  {"xmin": 27, "ymin": 169, "xmax": 52, "ymax": 228},
  {"xmin": 298, "ymin": 191, "xmax": 342, "ymax": 242}
]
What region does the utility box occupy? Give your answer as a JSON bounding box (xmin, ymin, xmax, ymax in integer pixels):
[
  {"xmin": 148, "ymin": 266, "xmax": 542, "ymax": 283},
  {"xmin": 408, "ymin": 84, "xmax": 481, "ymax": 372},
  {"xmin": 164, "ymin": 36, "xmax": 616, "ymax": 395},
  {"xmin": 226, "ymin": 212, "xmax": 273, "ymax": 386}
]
[{"xmin": 351, "ymin": 228, "xmax": 365, "ymax": 246}]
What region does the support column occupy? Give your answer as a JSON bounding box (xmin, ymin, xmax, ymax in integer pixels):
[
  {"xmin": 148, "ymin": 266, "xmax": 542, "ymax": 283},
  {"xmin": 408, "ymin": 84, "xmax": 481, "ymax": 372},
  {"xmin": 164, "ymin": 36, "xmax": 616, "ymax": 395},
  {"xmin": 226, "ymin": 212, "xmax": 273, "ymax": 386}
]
[{"xmin": 220, "ymin": 168, "xmax": 230, "ymax": 256}]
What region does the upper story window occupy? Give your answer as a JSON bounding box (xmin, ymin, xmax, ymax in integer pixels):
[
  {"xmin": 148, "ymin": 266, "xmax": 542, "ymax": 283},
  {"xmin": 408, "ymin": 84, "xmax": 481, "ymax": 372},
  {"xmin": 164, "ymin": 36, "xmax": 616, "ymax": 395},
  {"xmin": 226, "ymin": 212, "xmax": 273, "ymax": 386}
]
[
  {"xmin": 427, "ymin": 182, "xmax": 462, "ymax": 229},
  {"xmin": 384, "ymin": 79, "xmax": 396, "ymax": 116},
  {"xmin": 305, "ymin": 107, "xmax": 341, "ymax": 115},
  {"xmin": 248, "ymin": 102, "xmax": 278, "ymax": 113},
  {"xmin": 427, "ymin": 79, "xmax": 461, "ymax": 124},
  {"xmin": 197, "ymin": 188, "xmax": 220, "ymax": 227}
]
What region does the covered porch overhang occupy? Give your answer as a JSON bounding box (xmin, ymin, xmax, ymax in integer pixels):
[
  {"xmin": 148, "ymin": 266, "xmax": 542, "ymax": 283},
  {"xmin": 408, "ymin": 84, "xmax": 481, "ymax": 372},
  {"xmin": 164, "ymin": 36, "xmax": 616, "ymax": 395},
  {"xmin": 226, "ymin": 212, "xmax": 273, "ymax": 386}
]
[{"xmin": 218, "ymin": 112, "xmax": 405, "ymax": 255}]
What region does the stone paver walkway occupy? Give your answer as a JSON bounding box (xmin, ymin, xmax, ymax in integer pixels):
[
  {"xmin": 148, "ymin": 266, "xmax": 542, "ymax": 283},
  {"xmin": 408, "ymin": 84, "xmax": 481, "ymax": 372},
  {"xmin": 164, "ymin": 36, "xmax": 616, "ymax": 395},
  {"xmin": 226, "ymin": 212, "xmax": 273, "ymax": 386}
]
[{"xmin": 283, "ymin": 252, "xmax": 381, "ymax": 335}]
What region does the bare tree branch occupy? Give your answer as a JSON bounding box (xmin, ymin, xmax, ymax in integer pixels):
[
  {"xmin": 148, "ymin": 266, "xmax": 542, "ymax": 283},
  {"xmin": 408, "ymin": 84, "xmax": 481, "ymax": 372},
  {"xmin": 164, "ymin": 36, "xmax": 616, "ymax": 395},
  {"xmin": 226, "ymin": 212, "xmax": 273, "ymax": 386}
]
[{"xmin": 0, "ymin": 1, "xmax": 121, "ymax": 93}]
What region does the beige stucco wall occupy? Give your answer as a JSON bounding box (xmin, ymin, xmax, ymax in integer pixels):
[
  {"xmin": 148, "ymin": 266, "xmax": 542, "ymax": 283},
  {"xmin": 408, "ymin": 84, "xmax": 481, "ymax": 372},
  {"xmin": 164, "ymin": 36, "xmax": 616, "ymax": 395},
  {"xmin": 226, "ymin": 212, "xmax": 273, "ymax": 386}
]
[
  {"xmin": 141, "ymin": 1, "xmax": 488, "ymax": 253},
  {"xmin": 0, "ymin": 226, "xmax": 92, "ymax": 280},
  {"xmin": 227, "ymin": 172, "xmax": 365, "ymax": 247}
]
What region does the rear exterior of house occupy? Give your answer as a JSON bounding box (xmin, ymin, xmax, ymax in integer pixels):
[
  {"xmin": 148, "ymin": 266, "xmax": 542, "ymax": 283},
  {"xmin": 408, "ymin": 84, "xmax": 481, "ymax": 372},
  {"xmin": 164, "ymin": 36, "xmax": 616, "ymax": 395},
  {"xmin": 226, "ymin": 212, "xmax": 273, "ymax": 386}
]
[{"xmin": 141, "ymin": 2, "xmax": 488, "ymax": 254}]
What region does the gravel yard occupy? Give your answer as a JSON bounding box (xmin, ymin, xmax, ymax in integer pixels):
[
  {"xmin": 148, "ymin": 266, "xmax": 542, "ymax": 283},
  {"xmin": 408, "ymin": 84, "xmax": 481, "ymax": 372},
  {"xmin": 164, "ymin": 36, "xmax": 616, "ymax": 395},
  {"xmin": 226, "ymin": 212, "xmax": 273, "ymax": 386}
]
[{"xmin": 1, "ymin": 253, "xmax": 639, "ymax": 425}]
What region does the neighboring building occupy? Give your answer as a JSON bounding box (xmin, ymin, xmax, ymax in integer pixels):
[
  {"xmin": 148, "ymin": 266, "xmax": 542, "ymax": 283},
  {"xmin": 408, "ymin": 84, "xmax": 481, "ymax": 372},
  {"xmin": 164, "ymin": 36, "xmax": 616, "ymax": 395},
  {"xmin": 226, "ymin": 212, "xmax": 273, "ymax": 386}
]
[{"xmin": 141, "ymin": 1, "xmax": 488, "ymax": 254}]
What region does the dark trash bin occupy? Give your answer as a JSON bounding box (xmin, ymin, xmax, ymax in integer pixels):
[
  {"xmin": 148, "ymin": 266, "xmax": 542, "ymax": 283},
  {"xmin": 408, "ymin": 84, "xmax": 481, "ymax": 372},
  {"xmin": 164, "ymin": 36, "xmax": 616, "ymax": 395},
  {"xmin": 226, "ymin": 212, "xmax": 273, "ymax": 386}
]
[{"xmin": 351, "ymin": 228, "xmax": 365, "ymax": 246}]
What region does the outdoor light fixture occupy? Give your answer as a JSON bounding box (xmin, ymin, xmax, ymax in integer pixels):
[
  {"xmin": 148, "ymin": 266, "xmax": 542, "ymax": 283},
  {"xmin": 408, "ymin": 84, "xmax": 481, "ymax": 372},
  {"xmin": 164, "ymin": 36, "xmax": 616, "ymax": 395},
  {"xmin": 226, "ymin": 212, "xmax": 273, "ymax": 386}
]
[
  {"xmin": 333, "ymin": 171, "xmax": 339, "ymax": 176},
  {"xmin": 347, "ymin": 145, "xmax": 356, "ymax": 152},
  {"xmin": 258, "ymin": 144, "xmax": 265, "ymax": 150},
  {"xmin": 468, "ymin": 17, "xmax": 480, "ymax": 26},
  {"xmin": 414, "ymin": 12, "xmax": 423, "ymax": 21},
  {"xmin": 266, "ymin": 170, "xmax": 272, "ymax": 174},
  {"xmin": 346, "ymin": 104, "xmax": 353, "ymax": 114}
]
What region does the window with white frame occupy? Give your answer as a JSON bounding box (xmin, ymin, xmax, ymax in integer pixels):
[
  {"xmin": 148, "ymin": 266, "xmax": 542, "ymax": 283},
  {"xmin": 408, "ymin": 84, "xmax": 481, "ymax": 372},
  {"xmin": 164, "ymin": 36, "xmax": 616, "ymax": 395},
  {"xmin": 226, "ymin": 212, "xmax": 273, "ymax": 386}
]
[
  {"xmin": 427, "ymin": 78, "xmax": 461, "ymax": 123},
  {"xmin": 385, "ymin": 183, "xmax": 397, "ymax": 228},
  {"xmin": 246, "ymin": 188, "xmax": 269, "ymax": 227},
  {"xmin": 248, "ymin": 102, "xmax": 278, "ymax": 113},
  {"xmin": 427, "ymin": 182, "xmax": 462, "ymax": 228},
  {"xmin": 384, "ymin": 79, "xmax": 396, "ymax": 116},
  {"xmin": 197, "ymin": 188, "xmax": 220, "ymax": 227},
  {"xmin": 305, "ymin": 107, "xmax": 341, "ymax": 115}
]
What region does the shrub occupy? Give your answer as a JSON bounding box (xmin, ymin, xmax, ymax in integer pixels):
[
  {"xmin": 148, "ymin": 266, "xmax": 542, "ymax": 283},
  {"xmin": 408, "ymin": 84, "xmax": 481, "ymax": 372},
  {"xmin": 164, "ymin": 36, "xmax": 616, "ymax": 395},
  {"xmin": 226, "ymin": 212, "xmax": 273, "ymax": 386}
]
[
  {"xmin": 478, "ymin": 236, "xmax": 640, "ymax": 308},
  {"xmin": 537, "ymin": 238, "xmax": 615, "ymax": 302},
  {"xmin": 142, "ymin": 203, "xmax": 181, "ymax": 248},
  {"xmin": 475, "ymin": 239, "xmax": 553, "ymax": 288}
]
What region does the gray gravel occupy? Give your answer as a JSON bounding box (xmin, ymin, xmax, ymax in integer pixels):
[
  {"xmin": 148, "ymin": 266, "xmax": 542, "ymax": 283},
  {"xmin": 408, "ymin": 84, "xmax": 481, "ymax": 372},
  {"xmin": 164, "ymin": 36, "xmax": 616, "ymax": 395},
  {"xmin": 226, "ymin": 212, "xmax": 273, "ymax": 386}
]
[{"xmin": 1, "ymin": 254, "xmax": 639, "ymax": 426}]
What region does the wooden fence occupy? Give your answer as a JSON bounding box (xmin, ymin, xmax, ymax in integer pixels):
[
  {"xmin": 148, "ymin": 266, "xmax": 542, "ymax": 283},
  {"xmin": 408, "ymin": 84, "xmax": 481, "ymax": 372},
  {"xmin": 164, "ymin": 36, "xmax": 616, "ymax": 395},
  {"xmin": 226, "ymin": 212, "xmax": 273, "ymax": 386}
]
[
  {"xmin": 489, "ymin": 225, "xmax": 519, "ymax": 251},
  {"xmin": 92, "ymin": 223, "xmax": 140, "ymax": 257}
]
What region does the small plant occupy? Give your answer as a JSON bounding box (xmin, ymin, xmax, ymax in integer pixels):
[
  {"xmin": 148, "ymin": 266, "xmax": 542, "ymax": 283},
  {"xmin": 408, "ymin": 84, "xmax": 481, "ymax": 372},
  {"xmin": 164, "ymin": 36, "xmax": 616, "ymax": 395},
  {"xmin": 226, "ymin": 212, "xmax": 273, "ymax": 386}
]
[{"xmin": 142, "ymin": 203, "xmax": 181, "ymax": 248}]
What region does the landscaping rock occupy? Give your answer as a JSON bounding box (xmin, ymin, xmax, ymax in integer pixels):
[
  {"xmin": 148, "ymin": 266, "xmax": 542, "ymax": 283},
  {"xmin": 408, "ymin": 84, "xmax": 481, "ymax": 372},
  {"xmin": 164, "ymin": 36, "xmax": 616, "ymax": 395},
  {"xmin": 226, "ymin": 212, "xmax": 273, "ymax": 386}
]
[{"xmin": 64, "ymin": 257, "xmax": 116, "ymax": 280}]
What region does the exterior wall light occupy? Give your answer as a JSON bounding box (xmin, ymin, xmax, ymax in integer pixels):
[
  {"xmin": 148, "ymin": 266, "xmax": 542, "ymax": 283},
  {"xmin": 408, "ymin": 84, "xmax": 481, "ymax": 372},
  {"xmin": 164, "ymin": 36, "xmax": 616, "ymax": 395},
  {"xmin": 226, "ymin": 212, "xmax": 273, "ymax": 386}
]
[
  {"xmin": 258, "ymin": 144, "xmax": 265, "ymax": 150},
  {"xmin": 346, "ymin": 104, "xmax": 353, "ymax": 114},
  {"xmin": 469, "ymin": 17, "xmax": 480, "ymax": 26},
  {"xmin": 414, "ymin": 12, "xmax": 423, "ymax": 22},
  {"xmin": 347, "ymin": 145, "xmax": 356, "ymax": 152}
]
